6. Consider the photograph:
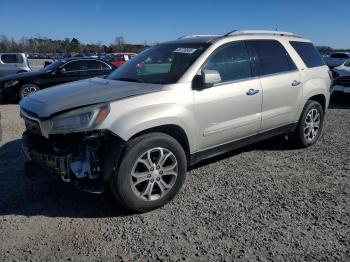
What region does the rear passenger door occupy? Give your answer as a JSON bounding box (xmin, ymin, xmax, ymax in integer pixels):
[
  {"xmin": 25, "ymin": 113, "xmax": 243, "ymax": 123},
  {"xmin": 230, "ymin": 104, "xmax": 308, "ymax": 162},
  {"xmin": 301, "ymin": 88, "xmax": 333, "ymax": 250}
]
[{"xmin": 249, "ymin": 40, "xmax": 302, "ymax": 131}]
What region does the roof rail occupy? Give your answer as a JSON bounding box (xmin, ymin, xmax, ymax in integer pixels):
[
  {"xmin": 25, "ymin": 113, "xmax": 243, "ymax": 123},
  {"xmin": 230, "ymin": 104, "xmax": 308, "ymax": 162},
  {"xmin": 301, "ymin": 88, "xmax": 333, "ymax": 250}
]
[
  {"xmin": 178, "ymin": 34, "xmax": 219, "ymax": 39},
  {"xmin": 225, "ymin": 30, "xmax": 302, "ymax": 38}
]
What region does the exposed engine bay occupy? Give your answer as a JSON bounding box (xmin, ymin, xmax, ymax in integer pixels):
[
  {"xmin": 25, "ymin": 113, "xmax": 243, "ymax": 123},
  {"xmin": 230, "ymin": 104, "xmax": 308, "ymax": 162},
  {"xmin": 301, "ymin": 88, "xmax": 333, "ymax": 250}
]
[{"xmin": 22, "ymin": 130, "xmax": 124, "ymax": 193}]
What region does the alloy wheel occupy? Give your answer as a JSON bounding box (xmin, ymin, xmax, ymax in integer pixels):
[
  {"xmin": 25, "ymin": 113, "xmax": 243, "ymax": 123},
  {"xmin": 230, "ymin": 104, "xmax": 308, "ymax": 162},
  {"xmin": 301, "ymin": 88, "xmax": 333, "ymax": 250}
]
[
  {"xmin": 130, "ymin": 147, "xmax": 178, "ymax": 201},
  {"xmin": 304, "ymin": 108, "xmax": 320, "ymax": 141},
  {"xmin": 21, "ymin": 85, "xmax": 39, "ymax": 97}
]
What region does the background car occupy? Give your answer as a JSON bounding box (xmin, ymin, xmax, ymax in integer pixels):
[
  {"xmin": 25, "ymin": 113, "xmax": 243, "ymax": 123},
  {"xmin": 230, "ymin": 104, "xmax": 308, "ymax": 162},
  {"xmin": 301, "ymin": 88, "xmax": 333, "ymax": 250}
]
[
  {"xmin": 333, "ymin": 58, "xmax": 350, "ymax": 73},
  {"xmin": 326, "ymin": 52, "xmax": 350, "ymax": 68},
  {"xmin": 109, "ymin": 53, "xmax": 136, "ymax": 67},
  {"xmin": 0, "ymin": 57, "xmax": 116, "ymax": 100},
  {"xmin": 0, "ymin": 53, "xmax": 31, "ymax": 77}
]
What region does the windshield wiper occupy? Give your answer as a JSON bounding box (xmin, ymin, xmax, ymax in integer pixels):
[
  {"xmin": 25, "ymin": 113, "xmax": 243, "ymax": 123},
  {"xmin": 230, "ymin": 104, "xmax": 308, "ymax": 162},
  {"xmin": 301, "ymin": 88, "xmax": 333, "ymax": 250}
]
[{"xmin": 116, "ymin": 77, "xmax": 144, "ymax": 83}]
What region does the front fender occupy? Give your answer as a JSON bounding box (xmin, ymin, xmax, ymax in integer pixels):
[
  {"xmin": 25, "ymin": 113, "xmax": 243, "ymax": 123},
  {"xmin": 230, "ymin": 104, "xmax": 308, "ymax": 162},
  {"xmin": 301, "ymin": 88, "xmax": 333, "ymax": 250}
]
[{"xmin": 102, "ymin": 103, "xmax": 198, "ymax": 152}]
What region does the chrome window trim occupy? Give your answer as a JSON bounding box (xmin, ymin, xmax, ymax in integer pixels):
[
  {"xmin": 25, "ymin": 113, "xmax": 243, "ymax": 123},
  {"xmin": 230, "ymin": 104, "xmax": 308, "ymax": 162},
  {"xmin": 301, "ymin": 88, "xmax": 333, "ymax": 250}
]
[
  {"xmin": 258, "ymin": 69, "xmax": 300, "ymax": 79},
  {"xmin": 213, "ymin": 76, "xmax": 259, "ymax": 87},
  {"xmin": 59, "ymin": 59, "xmax": 112, "ymax": 73}
]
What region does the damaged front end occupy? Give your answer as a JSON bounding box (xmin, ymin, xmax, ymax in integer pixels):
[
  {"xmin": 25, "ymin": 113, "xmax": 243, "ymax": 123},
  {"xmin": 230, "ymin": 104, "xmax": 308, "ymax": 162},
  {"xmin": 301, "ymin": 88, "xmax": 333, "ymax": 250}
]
[{"xmin": 22, "ymin": 130, "xmax": 124, "ymax": 194}]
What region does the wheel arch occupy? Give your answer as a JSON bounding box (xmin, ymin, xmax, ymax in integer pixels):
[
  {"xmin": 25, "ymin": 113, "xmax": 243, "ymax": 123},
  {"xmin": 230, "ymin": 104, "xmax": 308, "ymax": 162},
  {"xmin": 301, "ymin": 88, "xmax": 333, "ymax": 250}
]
[{"xmin": 129, "ymin": 124, "xmax": 191, "ymax": 162}]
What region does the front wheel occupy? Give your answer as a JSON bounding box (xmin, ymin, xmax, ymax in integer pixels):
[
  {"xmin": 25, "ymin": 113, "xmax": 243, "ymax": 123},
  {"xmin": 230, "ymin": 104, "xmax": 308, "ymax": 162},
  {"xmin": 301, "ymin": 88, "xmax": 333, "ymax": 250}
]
[
  {"xmin": 110, "ymin": 133, "xmax": 187, "ymax": 212},
  {"xmin": 19, "ymin": 84, "xmax": 40, "ymax": 99},
  {"xmin": 290, "ymin": 100, "xmax": 324, "ymax": 148}
]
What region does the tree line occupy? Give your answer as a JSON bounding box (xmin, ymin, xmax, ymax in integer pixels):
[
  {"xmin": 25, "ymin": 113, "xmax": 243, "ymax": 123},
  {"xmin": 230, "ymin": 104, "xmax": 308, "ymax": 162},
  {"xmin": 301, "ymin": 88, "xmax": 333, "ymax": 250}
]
[
  {"xmin": 0, "ymin": 35, "xmax": 348, "ymax": 55},
  {"xmin": 0, "ymin": 35, "xmax": 149, "ymax": 54}
]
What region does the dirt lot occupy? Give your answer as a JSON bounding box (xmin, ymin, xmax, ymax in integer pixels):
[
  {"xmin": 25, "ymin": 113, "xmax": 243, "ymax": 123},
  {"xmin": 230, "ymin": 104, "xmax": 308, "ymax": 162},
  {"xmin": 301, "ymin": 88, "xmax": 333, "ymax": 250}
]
[{"xmin": 0, "ymin": 94, "xmax": 349, "ymax": 261}]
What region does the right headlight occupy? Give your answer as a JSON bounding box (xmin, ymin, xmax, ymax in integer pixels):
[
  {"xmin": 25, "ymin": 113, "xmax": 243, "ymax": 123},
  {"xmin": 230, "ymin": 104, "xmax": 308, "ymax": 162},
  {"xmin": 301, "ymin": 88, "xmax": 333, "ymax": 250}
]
[{"xmin": 50, "ymin": 103, "xmax": 110, "ymax": 134}]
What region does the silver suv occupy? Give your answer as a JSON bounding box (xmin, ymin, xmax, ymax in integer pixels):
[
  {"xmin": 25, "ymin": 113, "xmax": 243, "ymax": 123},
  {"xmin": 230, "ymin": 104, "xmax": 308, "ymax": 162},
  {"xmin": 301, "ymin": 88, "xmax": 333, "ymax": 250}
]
[
  {"xmin": 20, "ymin": 30, "xmax": 331, "ymax": 212},
  {"xmin": 0, "ymin": 53, "xmax": 31, "ymax": 77}
]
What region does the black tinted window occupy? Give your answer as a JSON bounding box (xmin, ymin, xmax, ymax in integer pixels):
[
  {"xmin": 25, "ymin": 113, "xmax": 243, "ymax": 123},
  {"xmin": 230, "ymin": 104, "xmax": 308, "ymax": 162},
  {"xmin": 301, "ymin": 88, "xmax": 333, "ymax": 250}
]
[
  {"xmin": 290, "ymin": 41, "xmax": 326, "ymax": 68},
  {"xmin": 252, "ymin": 40, "xmax": 296, "ymax": 75},
  {"xmin": 63, "ymin": 60, "xmax": 86, "ymax": 71},
  {"xmin": 86, "ymin": 60, "xmax": 108, "ymax": 70},
  {"xmin": 203, "ymin": 41, "xmax": 251, "ymax": 82},
  {"xmin": 330, "ymin": 53, "xmax": 349, "ymax": 59},
  {"xmin": 1, "ymin": 54, "xmax": 23, "ymax": 63}
]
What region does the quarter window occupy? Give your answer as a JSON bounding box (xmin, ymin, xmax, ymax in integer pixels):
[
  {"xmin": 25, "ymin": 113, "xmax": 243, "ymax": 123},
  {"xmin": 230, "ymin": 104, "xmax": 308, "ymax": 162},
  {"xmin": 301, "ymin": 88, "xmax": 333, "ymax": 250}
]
[
  {"xmin": 290, "ymin": 41, "xmax": 325, "ymax": 68},
  {"xmin": 251, "ymin": 40, "xmax": 296, "ymax": 75},
  {"xmin": 203, "ymin": 41, "xmax": 252, "ymax": 82},
  {"xmin": 1, "ymin": 54, "xmax": 23, "ymax": 64}
]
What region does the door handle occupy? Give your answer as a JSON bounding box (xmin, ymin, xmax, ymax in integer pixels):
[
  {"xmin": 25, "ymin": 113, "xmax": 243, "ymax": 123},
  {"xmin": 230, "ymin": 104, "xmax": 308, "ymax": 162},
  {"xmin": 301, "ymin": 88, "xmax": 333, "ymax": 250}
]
[
  {"xmin": 246, "ymin": 89, "xmax": 260, "ymax": 96},
  {"xmin": 292, "ymin": 80, "xmax": 301, "ymax": 86}
]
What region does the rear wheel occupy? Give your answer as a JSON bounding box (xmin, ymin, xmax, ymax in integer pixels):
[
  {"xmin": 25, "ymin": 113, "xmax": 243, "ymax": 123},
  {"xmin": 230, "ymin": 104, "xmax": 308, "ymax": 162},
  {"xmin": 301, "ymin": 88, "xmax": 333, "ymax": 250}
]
[
  {"xmin": 110, "ymin": 133, "xmax": 187, "ymax": 212},
  {"xmin": 19, "ymin": 84, "xmax": 40, "ymax": 99},
  {"xmin": 290, "ymin": 100, "xmax": 324, "ymax": 148}
]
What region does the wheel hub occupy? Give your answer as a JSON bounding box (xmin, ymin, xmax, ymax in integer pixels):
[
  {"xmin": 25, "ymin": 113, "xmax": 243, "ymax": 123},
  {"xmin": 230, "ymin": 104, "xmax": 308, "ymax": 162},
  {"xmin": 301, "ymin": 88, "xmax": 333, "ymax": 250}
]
[{"xmin": 130, "ymin": 147, "xmax": 178, "ymax": 201}]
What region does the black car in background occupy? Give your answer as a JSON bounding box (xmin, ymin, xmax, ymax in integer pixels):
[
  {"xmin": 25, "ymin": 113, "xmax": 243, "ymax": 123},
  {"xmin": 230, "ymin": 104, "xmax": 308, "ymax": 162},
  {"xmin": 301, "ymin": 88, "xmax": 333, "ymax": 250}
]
[{"xmin": 0, "ymin": 58, "xmax": 116, "ymax": 100}]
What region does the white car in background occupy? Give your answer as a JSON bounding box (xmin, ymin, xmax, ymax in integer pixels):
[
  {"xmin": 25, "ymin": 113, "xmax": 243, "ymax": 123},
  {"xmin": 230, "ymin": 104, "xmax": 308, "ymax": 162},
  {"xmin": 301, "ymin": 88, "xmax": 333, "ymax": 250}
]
[
  {"xmin": 334, "ymin": 59, "xmax": 350, "ymax": 73},
  {"xmin": 326, "ymin": 52, "xmax": 350, "ymax": 68}
]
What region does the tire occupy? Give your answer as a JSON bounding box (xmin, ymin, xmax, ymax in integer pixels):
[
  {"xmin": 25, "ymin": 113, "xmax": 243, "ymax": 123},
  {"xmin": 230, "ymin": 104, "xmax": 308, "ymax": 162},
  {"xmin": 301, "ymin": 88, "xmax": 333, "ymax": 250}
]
[
  {"xmin": 19, "ymin": 84, "xmax": 40, "ymax": 100},
  {"xmin": 110, "ymin": 133, "xmax": 187, "ymax": 213},
  {"xmin": 290, "ymin": 100, "xmax": 324, "ymax": 148}
]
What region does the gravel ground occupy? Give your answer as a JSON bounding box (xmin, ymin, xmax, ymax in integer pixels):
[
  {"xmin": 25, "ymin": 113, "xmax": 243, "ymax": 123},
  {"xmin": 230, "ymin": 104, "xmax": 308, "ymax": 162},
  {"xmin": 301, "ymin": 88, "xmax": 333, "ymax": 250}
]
[{"xmin": 0, "ymin": 94, "xmax": 349, "ymax": 261}]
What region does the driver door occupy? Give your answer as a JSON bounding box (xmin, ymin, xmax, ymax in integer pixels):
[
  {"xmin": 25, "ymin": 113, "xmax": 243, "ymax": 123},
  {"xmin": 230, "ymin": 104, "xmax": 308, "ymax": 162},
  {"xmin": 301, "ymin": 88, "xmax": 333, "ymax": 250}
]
[{"xmin": 194, "ymin": 41, "xmax": 262, "ymax": 151}]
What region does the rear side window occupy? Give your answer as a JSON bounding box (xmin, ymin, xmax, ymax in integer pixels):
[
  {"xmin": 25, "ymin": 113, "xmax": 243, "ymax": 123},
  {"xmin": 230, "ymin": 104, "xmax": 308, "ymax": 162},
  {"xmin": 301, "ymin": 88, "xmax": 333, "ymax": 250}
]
[
  {"xmin": 251, "ymin": 40, "xmax": 296, "ymax": 76},
  {"xmin": 86, "ymin": 60, "xmax": 105, "ymax": 70},
  {"xmin": 63, "ymin": 60, "xmax": 86, "ymax": 71},
  {"xmin": 290, "ymin": 41, "xmax": 325, "ymax": 68},
  {"xmin": 203, "ymin": 41, "xmax": 252, "ymax": 82},
  {"xmin": 330, "ymin": 53, "xmax": 349, "ymax": 59},
  {"xmin": 1, "ymin": 54, "xmax": 23, "ymax": 63}
]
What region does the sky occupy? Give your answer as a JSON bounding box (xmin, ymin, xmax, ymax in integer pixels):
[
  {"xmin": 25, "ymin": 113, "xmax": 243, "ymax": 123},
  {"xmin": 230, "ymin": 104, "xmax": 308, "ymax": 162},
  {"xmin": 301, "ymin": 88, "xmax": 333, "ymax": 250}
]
[{"xmin": 0, "ymin": 0, "xmax": 349, "ymax": 49}]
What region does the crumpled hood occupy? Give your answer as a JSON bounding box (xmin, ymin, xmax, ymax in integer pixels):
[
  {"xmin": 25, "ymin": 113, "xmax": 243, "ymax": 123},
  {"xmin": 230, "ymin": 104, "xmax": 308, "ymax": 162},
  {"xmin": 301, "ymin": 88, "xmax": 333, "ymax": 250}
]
[{"xmin": 20, "ymin": 77, "xmax": 162, "ymax": 118}]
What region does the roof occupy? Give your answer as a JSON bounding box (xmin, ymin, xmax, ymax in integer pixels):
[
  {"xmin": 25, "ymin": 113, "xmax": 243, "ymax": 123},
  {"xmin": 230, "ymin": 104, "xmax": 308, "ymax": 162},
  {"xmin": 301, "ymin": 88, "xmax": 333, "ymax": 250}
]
[{"xmin": 164, "ymin": 30, "xmax": 306, "ymax": 45}]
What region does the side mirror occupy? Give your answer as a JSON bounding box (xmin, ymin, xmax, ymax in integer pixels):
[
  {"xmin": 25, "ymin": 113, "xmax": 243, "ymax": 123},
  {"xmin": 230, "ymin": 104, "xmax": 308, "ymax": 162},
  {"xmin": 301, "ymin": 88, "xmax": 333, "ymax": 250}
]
[
  {"xmin": 193, "ymin": 69, "xmax": 221, "ymax": 91},
  {"xmin": 56, "ymin": 67, "xmax": 66, "ymax": 74}
]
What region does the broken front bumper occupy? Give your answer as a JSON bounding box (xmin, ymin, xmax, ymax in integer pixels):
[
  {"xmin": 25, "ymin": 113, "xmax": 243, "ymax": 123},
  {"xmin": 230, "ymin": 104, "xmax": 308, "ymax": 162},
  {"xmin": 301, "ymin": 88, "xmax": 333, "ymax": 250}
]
[
  {"xmin": 22, "ymin": 130, "xmax": 124, "ymax": 193},
  {"xmin": 22, "ymin": 132, "xmax": 71, "ymax": 181}
]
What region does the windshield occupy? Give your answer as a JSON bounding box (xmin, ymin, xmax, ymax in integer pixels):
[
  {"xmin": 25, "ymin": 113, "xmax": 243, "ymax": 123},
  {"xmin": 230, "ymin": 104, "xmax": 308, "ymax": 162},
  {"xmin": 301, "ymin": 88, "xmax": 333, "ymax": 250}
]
[
  {"xmin": 107, "ymin": 43, "xmax": 210, "ymax": 84},
  {"xmin": 42, "ymin": 60, "xmax": 64, "ymax": 72}
]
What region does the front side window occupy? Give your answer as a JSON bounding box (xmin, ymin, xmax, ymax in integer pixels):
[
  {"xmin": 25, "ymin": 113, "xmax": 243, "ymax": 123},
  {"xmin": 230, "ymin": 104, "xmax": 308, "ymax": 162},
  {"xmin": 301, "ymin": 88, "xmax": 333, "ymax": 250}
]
[
  {"xmin": 1, "ymin": 54, "xmax": 23, "ymax": 63},
  {"xmin": 63, "ymin": 60, "xmax": 86, "ymax": 72},
  {"xmin": 290, "ymin": 41, "xmax": 325, "ymax": 68},
  {"xmin": 251, "ymin": 40, "xmax": 296, "ymax": 75},
  {"xmin": 345, "ymin": 59, "xmax": 350, "ymax": 67},
  {"xmin": 203, "ymin": 41, "xmax": 252, "ymax": 82},
  {"xmin": 107, "ymin": 43, "xmax": 209, "ymax": 84}
]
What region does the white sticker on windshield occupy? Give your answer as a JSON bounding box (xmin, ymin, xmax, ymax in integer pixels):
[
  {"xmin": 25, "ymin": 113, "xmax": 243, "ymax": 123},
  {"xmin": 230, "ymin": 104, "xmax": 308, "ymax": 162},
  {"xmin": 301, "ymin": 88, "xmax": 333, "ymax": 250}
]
[{"xmin": 173, "ymin": 48, "xmax": 197, "ymax": 54}]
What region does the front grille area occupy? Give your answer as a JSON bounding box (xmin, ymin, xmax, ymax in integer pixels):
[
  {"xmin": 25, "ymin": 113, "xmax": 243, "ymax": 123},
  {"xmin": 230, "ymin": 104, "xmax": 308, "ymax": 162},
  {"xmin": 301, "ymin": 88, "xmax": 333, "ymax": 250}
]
[{"xmin": 335, "ymin": 77, "xmax": 350, "ymax": 87}]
